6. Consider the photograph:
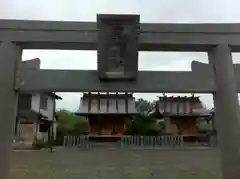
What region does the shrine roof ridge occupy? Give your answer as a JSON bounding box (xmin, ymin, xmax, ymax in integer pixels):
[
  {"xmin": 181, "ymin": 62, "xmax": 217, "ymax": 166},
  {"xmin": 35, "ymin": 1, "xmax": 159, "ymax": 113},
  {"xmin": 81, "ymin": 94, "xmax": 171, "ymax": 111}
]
[
  {"xmin": 158, "ymin": 96, "xmax": 201, "ymax": 101},
  {"xmin": 82, "ymin": 92, "xmax": 134, "ymax": 99}
]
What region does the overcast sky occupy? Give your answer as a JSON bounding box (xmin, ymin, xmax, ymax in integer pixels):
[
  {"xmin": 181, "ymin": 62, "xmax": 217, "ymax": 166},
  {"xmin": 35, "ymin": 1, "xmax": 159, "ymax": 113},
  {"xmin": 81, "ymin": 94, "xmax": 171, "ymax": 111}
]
[{"xmin": 1, "ymin": 0, "xmax": 240, "ymax": 111}]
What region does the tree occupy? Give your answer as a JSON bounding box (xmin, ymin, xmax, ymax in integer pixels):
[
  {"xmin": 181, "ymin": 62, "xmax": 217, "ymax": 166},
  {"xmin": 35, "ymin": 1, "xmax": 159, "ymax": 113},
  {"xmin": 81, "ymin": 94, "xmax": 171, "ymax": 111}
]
[
  {"xmin": 57, "ymin": 109, "xmax": 89, "ymax": 134},
  {"xmin": 125, "ymin": 98, "xmax": 161, "ymax": 135},
  {"xmin": 135, "ymin": 98, "xmax": 156, "ymax": 114},
  {"xmin": 125, "ymin": 114, "xmax": 161, "ymax": 135},
  {"xmin": 55, "ymin": 109, "xmax": 89, "ymax": 145}
]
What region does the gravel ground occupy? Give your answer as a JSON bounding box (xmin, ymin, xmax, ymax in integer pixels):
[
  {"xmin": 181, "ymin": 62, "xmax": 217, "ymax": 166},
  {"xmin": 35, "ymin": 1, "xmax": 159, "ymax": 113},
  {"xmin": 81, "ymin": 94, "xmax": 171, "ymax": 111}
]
[{"xmin": 10, "ymin": 148, "xmax": 222, "ymax": 179}]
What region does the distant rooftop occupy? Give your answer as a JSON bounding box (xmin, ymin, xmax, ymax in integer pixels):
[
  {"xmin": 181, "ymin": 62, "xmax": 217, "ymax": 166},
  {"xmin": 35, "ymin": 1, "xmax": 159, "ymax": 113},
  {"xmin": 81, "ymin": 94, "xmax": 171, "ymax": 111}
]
[
  {"xmin": 45, "ymin": 92, "xmax": 62, "ymax": 100},
  {"xmin": 76, "ymin": 92, "xmax": 138, "ymax": 116},
  {"xmin": 155, "ymin": 95, "xmax": 210, "ymax": 117},
  {"xmin": 19, "ymin": 91, "xmax": 62, "ymax": 100}
]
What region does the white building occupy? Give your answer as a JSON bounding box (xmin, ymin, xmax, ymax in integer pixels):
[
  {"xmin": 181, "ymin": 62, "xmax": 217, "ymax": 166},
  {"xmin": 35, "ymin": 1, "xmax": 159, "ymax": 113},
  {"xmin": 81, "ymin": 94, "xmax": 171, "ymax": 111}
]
[
  {"xmin": 15, "ymin": 92, "xmax": 62, "ymax": 144},
  {"xmin": 14, "ymin": 58, "xmax": 62, "ymax": 144}
]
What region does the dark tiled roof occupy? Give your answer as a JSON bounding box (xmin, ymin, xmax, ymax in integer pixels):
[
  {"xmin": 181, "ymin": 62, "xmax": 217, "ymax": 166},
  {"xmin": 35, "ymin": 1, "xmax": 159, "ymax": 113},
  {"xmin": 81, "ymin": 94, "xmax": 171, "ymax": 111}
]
[
  {"xmin": 156, "ymin": 96, "xmax": 210, "ymax": 116},
  {"xmin": 18, "ymin": 109, "xmax": 48, "ymax": 122},
  {"xmin": 76, "ymin": 92, "xmax": 138, "ymax": 115},
  {"xmin": 45, "ymin": 92, "xmax": 62, "ymax": 100}
]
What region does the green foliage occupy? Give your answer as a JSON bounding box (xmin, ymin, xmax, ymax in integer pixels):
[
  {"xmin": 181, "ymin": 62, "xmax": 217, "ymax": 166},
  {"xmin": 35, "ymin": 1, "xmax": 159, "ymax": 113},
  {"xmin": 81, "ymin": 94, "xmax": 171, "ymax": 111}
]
[
  {"xmin": 55, "ymin": 109, "xmax": 89, "ymax": 145},
  {"xmin": 57, "ymin": 109, "xmax": 89, "ymax": 134},
  {"xmin": 125, "ymin": 114, "xmax": 161, "ymax": 135},
  {"xmin": 197, "ymin": 120, "xmax": 215, "ymax": 136},
  {"xmin": 135, "ymin": 98, "xmax": 156, "ymax": 114},
  {"xmin": 32, "ymin": 137, "xmax": 46, "ymax": 149}
]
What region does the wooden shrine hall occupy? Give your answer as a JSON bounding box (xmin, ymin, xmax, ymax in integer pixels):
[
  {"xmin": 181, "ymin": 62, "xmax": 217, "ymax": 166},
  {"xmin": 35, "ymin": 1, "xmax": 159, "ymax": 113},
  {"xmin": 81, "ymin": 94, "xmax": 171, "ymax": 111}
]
[
  {"xmin": 76, "ymin": 92, "xmax": 138, "ymax": 141},
  {"xmin": 151, "ymin": 96, "xmax": 211, "ymax": 137}
]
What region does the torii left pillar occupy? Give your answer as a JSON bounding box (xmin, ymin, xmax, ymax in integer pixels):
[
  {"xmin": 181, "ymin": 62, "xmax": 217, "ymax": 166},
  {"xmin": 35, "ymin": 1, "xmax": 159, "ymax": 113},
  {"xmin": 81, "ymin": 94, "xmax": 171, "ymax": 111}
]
[{"xmin": 0, "ymin": 42, "xmax": 22, "ymax": 179}]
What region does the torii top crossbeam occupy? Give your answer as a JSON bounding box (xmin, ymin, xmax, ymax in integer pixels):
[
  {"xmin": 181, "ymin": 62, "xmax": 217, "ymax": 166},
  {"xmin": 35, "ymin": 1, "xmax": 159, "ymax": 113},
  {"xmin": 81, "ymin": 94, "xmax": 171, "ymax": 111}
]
[
  {"xmin": 1, "ymin": 18, "xmax": 240, "ymax": 51},
  {"xmin": 1, "ymin": 14, "xmax": 240, "ymax": 93}
]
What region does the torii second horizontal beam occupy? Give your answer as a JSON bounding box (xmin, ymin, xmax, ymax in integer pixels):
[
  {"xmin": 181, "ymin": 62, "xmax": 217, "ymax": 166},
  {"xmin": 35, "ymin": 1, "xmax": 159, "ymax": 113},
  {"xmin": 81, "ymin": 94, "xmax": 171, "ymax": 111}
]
[
  {"xmin": 17, "ymin": 60, "xmax": 240, "ymax": 93},
  {"xmin": 18, "ymin": 69, "xmax": 215, "ymax": 93}
]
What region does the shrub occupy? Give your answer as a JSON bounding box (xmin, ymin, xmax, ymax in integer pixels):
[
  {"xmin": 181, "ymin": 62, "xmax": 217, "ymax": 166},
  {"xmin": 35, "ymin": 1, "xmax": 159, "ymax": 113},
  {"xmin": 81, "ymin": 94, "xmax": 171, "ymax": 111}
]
[{"xmin": 32, "ymin": 137, "xmax": 46, "ymax": 149}]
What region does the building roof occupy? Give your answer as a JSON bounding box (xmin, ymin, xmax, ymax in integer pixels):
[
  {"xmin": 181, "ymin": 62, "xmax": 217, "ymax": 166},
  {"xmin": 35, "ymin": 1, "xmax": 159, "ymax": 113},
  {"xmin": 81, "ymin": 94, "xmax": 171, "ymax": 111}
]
[
  {"xmin": 45, "ymin": 92, "xmax": 62, "ymax": 100},
  {"xmin": 18, "ymin": 109, "xmax": 48, "ymax": 122},
  {"xmin": 154, "ymin": 96, "xmax": 211, "ymax": 117},
  {"xmin": 19, "ymin": 91, "xmax": 62, "ymax": 100},
  {"xmin": 76, "ymin": 92, "xmax": 138, "ymax": 115}
]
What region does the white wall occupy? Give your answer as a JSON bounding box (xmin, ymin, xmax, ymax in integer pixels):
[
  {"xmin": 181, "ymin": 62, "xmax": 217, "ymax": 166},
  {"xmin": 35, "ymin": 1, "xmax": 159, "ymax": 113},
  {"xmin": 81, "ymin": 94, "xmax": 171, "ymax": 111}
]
[
  {"xmin": 17, "ymin": 93, "xmax": 57, "ymax": 142},
  {"xmin": 37, "ymin": 127, "xmax": 49, "ymax": 142},
  {"xmin": 31, "ymin": 93, "xmax": 55, "ymax": 121},
  {"xmin": 53, "ymin": 120, "xmax": 57, "ymax": 140},
  {"xmin": 40, "ymin": 96, "xmax": 54, "ymax": 121},
  {"xmin": 31, "ymin": 94, "xmax": 40, "ymax": 112}
]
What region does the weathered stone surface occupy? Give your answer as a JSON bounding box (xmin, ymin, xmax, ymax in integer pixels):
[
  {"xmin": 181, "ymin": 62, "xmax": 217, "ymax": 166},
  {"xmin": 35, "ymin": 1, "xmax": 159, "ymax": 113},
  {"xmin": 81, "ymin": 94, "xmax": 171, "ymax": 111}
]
[
  {"xmin": 0, "ymin": 41, "xmax": 22, "ymax": 179},
  {"xmin": 2, "ymin": 18, "xmax": 240, "ymax": 50},
  {"xmin": 18, "ymin": 69, "xmax": 214, "ymax": 93},
  {"xmin": 208, "ymin": 44, "xmax": 240, "ymax": 179}
]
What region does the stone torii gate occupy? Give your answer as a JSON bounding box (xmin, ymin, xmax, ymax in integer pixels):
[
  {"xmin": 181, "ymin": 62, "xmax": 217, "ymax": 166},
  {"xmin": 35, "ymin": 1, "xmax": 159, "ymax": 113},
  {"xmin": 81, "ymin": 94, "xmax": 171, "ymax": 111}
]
[{"xmin": 1, "ymin": 14, "xmax": 240, "ymax": 178}]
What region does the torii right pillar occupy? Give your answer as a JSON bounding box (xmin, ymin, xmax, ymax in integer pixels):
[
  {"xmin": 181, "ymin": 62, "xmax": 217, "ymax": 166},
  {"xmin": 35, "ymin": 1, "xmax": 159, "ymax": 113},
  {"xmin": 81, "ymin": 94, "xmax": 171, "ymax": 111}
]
[{"xmin": 208, "ymin": 44, "xmax": 240, "ymax": 179}]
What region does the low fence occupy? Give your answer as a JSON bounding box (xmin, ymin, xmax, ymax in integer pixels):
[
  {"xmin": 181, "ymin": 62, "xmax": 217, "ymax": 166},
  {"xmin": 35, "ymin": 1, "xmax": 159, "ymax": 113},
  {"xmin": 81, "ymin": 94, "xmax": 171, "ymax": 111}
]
[
  {"xmin": 120, "ymin": 135, "xmax": 183, "ymax": 148},
  {"xmin": 63, "ymin": 135, "xmax": 92, "ymax": 149},
  {"xmin": 63, "ymin": 135, "xmax": 217, "ymax": 149}
]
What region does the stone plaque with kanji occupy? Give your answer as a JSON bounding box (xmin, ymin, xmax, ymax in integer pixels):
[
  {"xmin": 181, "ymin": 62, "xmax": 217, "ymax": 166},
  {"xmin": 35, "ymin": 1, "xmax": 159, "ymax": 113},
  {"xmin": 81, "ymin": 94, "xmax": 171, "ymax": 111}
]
[{"xmin": 97, "ymin": 14, "xmax": 140, "ymax": 81}]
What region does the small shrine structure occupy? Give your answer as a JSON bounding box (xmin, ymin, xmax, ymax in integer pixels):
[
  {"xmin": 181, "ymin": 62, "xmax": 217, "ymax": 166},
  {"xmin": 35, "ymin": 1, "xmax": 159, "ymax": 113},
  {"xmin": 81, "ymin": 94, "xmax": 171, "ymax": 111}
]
[
  {"xmin": 76, "ymin": 92, "xmax": 138, "ymax": 141},
  {"xmin": 152, "ymin": 95, "xmax": 211, "ymax": 136}
]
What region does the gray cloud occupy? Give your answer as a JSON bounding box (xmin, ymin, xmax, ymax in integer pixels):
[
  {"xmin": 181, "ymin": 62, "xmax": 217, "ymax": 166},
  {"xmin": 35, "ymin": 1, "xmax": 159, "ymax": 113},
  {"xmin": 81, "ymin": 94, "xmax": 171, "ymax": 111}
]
[{"xmin": 1, "ymin": 0, "xmax": 240, "ymax": 22}]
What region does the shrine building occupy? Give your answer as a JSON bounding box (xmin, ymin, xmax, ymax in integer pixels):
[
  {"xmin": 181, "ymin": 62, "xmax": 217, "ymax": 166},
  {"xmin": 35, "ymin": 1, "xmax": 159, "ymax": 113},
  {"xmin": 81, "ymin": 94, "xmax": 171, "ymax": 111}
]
[
  {"xmin": 151, "ymin": 96, "xmax": 212, "ymax": 137},
  {"xmin": 76, "ymin": 92, "xmax": 138, "ymax": 141}
]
